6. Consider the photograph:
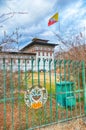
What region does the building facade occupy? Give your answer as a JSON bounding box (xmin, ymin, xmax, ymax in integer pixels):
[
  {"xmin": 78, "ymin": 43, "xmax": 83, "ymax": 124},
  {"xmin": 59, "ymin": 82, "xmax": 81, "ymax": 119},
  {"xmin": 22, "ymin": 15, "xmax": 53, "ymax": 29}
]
[
  {"xmin": 0, "ymin": 52, "xmax": 36, "ymax": 71},
  {"xmin": 21, "ymin": 38, "xmax": 58, "ymax": 71},
  {"xmin": 0, "ymin": 38, "xmax": 58, "ymax": 71}
]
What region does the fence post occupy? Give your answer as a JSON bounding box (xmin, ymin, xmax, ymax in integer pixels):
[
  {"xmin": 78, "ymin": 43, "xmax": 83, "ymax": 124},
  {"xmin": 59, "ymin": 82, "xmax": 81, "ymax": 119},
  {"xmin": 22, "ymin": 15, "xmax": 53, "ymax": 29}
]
[
  {"xmin": 49, "ymin": 59, "xmax": 52, "ymax": 122},
  {"xmin": 3, "ymin": 58, "xmax": 6, "ymax": 130},
  {"xmin": 38, "ymin": 58, "xmax": 40, "ymax": 85},
  {"xmin": 54, "ymin": 59, "xmax": 58, "ymax": 122},
  {"xmin": 31, "ymin": 57, "xmax": 34, "ymax": 86},
  {"xmin": 43, "ymin": 58, "xmax": 46, "ymax": 87},
  {"xmin": 82, "ymin": 61, "xmax": 86, "ymax": 115}
]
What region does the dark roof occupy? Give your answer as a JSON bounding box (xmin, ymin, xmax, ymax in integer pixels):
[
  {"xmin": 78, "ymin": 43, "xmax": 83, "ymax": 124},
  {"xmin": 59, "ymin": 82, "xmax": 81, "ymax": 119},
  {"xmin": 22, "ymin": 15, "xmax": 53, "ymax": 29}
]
[
  {"xmin": 0, "ymin": 51, "xmax": 36, "ymax": 55},
  {"xmin": 32, "ymin": 38, "xmax": 49, "ymax": 43},
  {"xmin": 21, "ymin": 38, "xmax": 58, "ymax": 51}
]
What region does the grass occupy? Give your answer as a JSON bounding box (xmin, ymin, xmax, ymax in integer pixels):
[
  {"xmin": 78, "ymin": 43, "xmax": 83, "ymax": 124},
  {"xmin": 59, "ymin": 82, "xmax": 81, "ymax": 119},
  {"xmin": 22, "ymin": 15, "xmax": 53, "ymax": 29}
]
[
  {"xmin": 32, "ymin": 72, "xmax": 55, "ymax": 91},
  {"xmin": 20, "ymin": 72, "xmax": 56, "ymax": 94}
]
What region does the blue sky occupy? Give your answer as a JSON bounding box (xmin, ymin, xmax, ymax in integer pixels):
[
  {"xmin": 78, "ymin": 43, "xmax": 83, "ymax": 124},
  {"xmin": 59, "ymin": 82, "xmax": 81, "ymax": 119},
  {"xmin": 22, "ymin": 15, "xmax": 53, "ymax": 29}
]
[{"xmin": 0, "ymin": 0, "xmax": 86, "ymax": 49}]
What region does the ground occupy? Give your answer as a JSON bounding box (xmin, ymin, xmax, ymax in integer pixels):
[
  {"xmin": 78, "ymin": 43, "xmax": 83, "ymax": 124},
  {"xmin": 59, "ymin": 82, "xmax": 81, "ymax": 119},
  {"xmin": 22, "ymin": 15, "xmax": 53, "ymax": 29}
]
[
  {"xmin": 0, "ymin": 71, "xmax": 85, "ymax": 130},
  {"xmin": 36, "ymin": 118, "xmax": 86, "ymax": 130},
  {"xmin": 0, "ymin": 101, "xmax": 85, "ymax": 130}
]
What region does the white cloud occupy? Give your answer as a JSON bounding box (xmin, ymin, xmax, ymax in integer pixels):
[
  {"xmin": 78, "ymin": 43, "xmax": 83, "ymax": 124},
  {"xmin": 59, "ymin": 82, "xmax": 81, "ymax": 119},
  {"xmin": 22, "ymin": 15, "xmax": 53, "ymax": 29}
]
[
  {"xmin": 57, "ymin": 0, "xmax": 86, "ymax": 38},
  {"xmin": 41, "ymin": 31, "xmax": 54, "ymax": 37},
  {"xmin": 1, "ymin": 0, "xmax": 57, "ymax": 26},
  {"xmin": 0, "ymin": 0, "xmax": 86, "ymax": 47},
  {"xmin": 0, "ymin": 0, "xmax": 57, "ymax": 43},
  {"xmin": 61, "ymin": 0, "xmax": 83, "ymax": 25}
]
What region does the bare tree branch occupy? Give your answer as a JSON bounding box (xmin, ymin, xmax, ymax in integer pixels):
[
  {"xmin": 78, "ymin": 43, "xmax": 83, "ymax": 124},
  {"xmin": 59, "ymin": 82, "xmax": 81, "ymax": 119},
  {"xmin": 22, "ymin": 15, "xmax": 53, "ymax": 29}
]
[
  {"xmin": 0, "ymin": 28, "xmax": 22, "ymax": 52},
  {"xmin": 0, "ymin": 11, "xmax": 28, "ymax": 23},
  {"xmin": 55, "ymin": 29, "xmax": 86, "ymax": 62}
]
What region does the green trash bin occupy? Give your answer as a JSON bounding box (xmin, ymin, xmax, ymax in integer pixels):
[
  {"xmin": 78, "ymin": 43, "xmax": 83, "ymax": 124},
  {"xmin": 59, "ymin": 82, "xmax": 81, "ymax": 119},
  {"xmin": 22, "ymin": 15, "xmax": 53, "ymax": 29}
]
[{"xmin": 56, "ymin": 81, "xmax": 76, "ymax": 107}]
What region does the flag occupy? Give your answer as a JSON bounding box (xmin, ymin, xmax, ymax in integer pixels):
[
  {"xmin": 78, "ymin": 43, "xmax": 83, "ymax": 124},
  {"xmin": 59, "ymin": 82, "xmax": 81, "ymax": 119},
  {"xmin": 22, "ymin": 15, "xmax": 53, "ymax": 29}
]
[{"xmin": 48, "ymin": 12, "xmax": 58, "ymax": 26}]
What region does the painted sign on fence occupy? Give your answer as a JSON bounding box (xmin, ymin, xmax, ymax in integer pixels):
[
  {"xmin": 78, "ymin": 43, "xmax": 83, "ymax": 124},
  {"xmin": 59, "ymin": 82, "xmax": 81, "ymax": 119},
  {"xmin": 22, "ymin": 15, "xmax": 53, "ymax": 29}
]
[{"xmin": 24, "ymin": 85, "xmax": 48, "ymax": 109}]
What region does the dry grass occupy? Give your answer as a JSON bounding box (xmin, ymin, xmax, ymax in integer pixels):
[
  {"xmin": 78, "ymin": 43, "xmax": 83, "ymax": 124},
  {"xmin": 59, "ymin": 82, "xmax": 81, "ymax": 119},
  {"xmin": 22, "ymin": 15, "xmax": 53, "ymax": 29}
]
[
  {"xmin": 0, "ymin": 71, "xmax": 85, "ymax": 130},
  {"xmin": 0, "ymin": 98, "xmax": 85, "ymax": 130}
]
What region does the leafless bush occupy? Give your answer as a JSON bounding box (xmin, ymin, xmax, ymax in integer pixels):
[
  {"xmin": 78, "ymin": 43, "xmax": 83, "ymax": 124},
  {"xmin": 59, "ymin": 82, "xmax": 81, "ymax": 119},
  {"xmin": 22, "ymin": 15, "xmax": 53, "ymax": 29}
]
[{"xmin": 55, "ymin": 30, "xmax": 86, "ymax": 62}]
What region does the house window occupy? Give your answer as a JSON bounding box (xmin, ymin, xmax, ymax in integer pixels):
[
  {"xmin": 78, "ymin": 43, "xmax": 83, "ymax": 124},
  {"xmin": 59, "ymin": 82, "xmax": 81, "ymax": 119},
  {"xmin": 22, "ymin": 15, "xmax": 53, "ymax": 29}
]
[
  {"xmin": 27, "ymin": 60, "xmax": 29, "ymax": 63},
  {"xmin": 35, "ymin": 47, "xmax": 38, "ymax": 50},
  {"xmin": 38, "ymin": 52, "xmax": 40, "ymax": 56},
  {"xmin": 43, "ymin": 52, "xmax": 44, "ymax": 56},
  {"xmin": 36, "ymin": 47, "xmax": 38, "ymax": 50},
  {"xmin": 50, "ymin": 52, "xmax": 52, "ymax": 56}
]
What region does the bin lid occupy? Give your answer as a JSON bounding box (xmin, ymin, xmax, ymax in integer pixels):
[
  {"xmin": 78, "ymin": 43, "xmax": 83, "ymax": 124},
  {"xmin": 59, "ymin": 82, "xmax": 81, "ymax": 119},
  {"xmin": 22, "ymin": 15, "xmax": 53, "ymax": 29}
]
[{"xmin": 56, "ymin": 81, "xmax": 74, "ymax": 85}]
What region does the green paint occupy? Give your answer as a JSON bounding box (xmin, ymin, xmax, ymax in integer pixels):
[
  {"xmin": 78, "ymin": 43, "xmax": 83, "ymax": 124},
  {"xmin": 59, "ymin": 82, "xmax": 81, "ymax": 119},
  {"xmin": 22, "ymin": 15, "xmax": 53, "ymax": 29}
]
[
  {"xmin": 0, "ymin": 58, "xmax": 85, "ymax": 130},
  {"xmin": 82, "ymin": 61, "xmax": 86, "ymax": 115},
  {"xmin": 3, "ymin": 58, "xmax": 6, "ymax": 130}
]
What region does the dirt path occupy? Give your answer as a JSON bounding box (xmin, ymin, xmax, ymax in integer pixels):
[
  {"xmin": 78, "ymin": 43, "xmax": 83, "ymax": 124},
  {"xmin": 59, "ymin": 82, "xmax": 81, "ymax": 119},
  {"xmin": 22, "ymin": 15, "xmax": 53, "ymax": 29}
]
[{"xmin": 36, "ymin": 118, "xmax": 86, "ymax": 130}]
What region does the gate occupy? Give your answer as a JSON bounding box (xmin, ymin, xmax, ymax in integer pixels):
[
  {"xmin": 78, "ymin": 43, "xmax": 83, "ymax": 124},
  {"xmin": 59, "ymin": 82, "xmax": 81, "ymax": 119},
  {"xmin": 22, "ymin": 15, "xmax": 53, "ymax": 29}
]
[{"xmin": 0, "ymin": 54, "xmax": 86, "ymax": 130}]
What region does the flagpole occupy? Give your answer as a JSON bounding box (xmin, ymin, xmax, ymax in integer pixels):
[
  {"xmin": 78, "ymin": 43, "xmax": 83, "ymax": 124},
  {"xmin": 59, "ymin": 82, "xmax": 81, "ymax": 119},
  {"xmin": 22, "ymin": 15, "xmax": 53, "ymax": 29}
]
[{"xmin": 58, "ymin": 11, "xmax": 61, "ymax": 34}]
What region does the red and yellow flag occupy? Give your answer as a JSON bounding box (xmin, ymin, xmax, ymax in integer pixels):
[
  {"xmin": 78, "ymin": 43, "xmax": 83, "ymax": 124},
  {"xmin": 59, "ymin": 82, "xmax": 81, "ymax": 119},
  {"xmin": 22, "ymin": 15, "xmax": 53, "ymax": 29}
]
[{"xmin": 48, "ymin": 12, "xmax": 59, "ymax": 26}]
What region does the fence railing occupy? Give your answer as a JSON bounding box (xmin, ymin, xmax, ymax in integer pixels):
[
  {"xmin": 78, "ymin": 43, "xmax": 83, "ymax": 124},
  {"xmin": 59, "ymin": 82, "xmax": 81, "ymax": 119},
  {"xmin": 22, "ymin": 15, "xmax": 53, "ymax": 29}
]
[{"xmin": 0, "ymin": 57, "xmax": 86, "ymax": 130}]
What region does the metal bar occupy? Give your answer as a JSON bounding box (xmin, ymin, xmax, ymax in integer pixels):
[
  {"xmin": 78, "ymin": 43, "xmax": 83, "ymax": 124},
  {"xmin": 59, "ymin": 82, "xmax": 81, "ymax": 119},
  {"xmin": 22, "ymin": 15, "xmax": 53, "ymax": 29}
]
[
  {"xmin": 49, "ymin": 59, "xmax": 52, "ymax": 122},
  {"xmin": 25, "ymin": 59, "xmax": 29, "ymax": 129},
  {"xmin": 56, "ymin": 90, "xmax": 83, "ymax": 94},
  {"xmin": 0, "ymin": 96, "xmax": 23, "ymax": 103},
  {"xmin": 43, "ymin": 59, "xmax": 47, "ymax": 124},
  {"xmin": 77, "ymin": 62, "xmax": 82, "ymax": 115},
  {"xmin": 72, "ymin": 61, "xmax": 77, "ymax": 117},
  {"xmin": 27, "ymin": 114, "xmax": 85, "ymax": 130},
  {"xmin": 57, "ymin": 60, "xmax": 64, "ymax": 121},
  {"xmin": 38, "ymin": 58, "xmax": 40, "ymax": 85},
  {"xmin": 18, "ymin": 58, "xmax": 22, "ymax": 130},
  {"xmin": 75, "ymin": 61, "xmax": 78, "ymax": 116},
  {"xmin": 64, "ymin": 60, "xmax": 68, "ymax": 120},
  {"xmin": 31, "ymin": 58, "xmax": 34, "ymax": 86},
  {"xmin": 59, "ymin": 60, "xmax": 63, "ymax": 82},
  {"xmin": 57, "ymin": 114, "xmax": 85, "ymax": 123},
  {"xmin": 59, "ymin": 60, "xmax": 63, "ymax": 110},
  {"xmin": 43, "ymin": 59, "xmax": 46, "ymax": 88},
  {"xmin": 68, "ymin": 60, "xmax": 71, "ymax": 81},
  {"xmin": 3, "ymin": 58, "xmax": 7, "ymax": 130},
  {"xmin": 31, "ymin": 58, "xmax": 35, "ymax": 127},
  {"xmin": 82, "ymin": 61, "xmax": 86, "ymax": 115},
  {"xmin": 37, "ymin": 58, "xmax": 42, "ymax": 126},
  {"xmin": 10, "ymin": 58, "xmax": 14, "ymax": 130},
  {"xmin": 54, "ymin": 59, "xmax": 58, "ymax": 122},
  {"xmin": 68, "ymin": 60, "xmax": 72, "ymax": 118}
]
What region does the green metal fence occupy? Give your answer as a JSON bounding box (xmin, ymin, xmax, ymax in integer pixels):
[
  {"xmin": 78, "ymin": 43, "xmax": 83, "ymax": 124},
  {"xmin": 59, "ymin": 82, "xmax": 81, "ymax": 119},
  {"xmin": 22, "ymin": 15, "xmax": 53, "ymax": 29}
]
[{"xmin": 0, "ymin": 56, "xmax": 86, "ymax": 130}]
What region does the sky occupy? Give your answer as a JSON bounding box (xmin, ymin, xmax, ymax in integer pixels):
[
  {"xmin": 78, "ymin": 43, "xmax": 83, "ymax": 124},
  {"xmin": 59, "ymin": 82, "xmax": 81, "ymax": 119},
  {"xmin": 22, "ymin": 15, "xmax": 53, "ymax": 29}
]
[{"xmin": 0, "ymin": 0, "xmax": 86, "ymax": 50}]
